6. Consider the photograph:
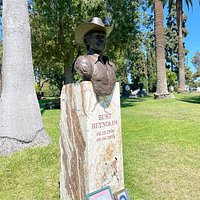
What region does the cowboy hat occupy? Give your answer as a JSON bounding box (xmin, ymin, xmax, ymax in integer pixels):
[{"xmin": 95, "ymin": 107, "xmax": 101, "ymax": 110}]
[{"xmin": 75, "ymin": 17, "xmax": 113, "ymax": 45}]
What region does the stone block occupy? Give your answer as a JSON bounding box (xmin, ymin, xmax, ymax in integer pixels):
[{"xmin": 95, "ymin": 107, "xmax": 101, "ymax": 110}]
[{"xmin": 60, "ymin": 81, "xmax": 124, "ymax": 200}]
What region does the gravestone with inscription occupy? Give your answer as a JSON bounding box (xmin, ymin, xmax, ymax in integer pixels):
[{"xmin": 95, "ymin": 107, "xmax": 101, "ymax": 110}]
[{"xmin": 60, "ymin": 81, "xmax": 124, "ymax": 200}]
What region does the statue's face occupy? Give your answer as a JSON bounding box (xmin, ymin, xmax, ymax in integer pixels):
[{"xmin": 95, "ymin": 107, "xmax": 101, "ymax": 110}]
[{"xmin": 88, "ymin": 32, "xmax": 106, "ymax": 53}]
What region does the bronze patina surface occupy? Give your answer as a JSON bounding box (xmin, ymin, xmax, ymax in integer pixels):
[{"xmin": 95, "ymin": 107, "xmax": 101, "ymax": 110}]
[{"xmin": 74, "ymin": 17, "xmax": 116, "ymax": 96}]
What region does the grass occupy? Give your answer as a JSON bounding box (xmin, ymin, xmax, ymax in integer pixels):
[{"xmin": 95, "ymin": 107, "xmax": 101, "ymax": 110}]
[
  {"xmin": 122, "ymin": 93, "xmax": 200, "ymax": 199},
  {"xmin": 1, "ymin": 92, "xmax": 200, "ymax": 199},
  {"xmin": 0, "ymin": 108, "xmax": 61, "ymax": 200}
]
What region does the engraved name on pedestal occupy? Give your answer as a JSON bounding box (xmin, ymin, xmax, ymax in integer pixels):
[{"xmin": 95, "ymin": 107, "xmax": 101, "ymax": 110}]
[{"xmin": 60, "ymin": 81, "xmax": 124, "ymax": 200}]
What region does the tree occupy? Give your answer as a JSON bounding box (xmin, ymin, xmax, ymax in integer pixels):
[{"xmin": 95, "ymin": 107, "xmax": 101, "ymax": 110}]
[
  {"xmin": 30, "ymin": 0, "xmax": 143, "ymax": 89},
  {"xmin": 168, "ymin": 0, "xmax": 200, "ymax": 92},
  {"xmin": 185, "ymin": 66, "xmax": 193, "ymax": 84},
  {"xmin": 191, "ymin": 50, "xmax": 200, "ymax": 80},
  {"xmin": 166, "ymin": 69, "xmax": 177, "ymax": 89},
  {"xmin": 165, "ymin": 4, "xmax": 179, "ymax": 72},
  {"xmin": 148, "ymin": 0, "xmax": 170, "ymax": 98},
  {"xmin": 175, "ymin": 0, "xmax": 186, "ymax": 91},
  {"xmin": 192, "ymin": 51, "xmax": 200, "ymax": 73},
  {"xmin": 0, "ymin": 0, "xmax": 50, "ymax": 155},
  {"xmin": 165, "ymin": 2, "xmax": 189, "ymax": 88},
  {"xmin": 146, "ymin": 41, "xmax": 157, "ymax": 92},
  {"xmin": 31, "ymin": 0, "xmax": 109, "ymax": 84},
  {"xmin": 34, "ymin": 63, "xmax": 65, "ymax": 93},
  {"xmin": 141, "ymin": 8, "xmax": 157, "ymax": 92},
  {"xmin": 105, "ymin": 0, "xmax": 147, "ymax": 88}
]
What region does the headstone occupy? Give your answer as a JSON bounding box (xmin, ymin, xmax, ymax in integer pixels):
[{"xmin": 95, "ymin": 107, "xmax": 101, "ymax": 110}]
[
  {"xmin": 60, "ymin": 81, "xmax": 124, "ymax": 200},
  {"xmin": 122, "ymin": 84, "xmax": 131, "ymax": 97}
]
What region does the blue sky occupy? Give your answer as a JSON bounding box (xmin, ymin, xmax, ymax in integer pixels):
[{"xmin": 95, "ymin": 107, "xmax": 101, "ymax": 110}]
[
  {"xmin": 161, "ymin": 1, "xmax": 200, "ymax": 72},
  {"xmin": 182, "ymin": 0, "xmax": 200, "ymax": 72}
]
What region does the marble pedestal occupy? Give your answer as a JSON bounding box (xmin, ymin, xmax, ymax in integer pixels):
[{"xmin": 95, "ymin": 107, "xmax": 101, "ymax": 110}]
[{"xmin": 60, "ymin": 81, "xmax": 124, "ymax": 200}]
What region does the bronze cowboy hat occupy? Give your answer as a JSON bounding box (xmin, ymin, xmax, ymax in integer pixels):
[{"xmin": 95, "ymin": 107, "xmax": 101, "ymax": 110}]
[{"xmin": 75, "ymin": 17, "xmax": 113, "ymax": 45}]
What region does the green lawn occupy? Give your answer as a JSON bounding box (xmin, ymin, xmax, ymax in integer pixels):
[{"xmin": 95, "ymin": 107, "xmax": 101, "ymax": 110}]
[
  {"xmin": 0, "ymin": 108, "xmax": 61, "ymax": 200},
  {"xmin": 1, "ymin": 93, "xmax": 200, "ymax": 199},
  {"xmin": 122, "ymin": 93, "xmax": 200, "ymax": 199}
]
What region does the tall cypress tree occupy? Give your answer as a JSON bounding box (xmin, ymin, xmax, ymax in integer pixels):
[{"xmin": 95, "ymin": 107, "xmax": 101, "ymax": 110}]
[{"xmin": 165, "ymin": 3, "xmax": 188, "ymax": 80}]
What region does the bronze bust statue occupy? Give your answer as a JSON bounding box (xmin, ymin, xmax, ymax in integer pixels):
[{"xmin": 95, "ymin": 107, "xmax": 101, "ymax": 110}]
[{"xmin": 74, "ymin": 17, "xmax": 116, "ymax": 96}]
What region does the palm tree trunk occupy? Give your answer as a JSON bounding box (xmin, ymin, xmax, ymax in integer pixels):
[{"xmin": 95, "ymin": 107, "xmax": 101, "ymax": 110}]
[
  {"xmin": 0, "ymin": 0, "xmax": 50, "ymax": 155},
  {"xmin": 154, "ymin": 0, "xmax": 169, "ymax": 99},
  {"xmin": 176, "ymin": 0, "xmax": 186, "ymax": 92}
]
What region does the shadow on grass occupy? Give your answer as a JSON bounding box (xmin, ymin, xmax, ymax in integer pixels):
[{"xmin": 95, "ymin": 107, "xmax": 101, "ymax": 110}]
[
  {"xmin": 41, "ymin": 108, "xmax": 46, "ymax": 115},
  {"xmin": 177, "ymin": 95, "xmax": 200, "ymax": 104},
  {"xmin": 120, "ymin": 97, "xmax": 149, "ymax": 108}
]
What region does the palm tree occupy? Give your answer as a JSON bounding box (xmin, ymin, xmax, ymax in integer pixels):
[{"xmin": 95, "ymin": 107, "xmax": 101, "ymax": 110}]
[
  {"xmin": 176, "ymin": 0, "xmax": 186, "ymax": 92},
  {"xmin": 149, "ymin": 0, "xmax": 170, "ymax": 99},
  {"xmin": 168, "ymin": 0, "xmax": 200, "ymax": 92},
  {"xmin": 0, "ymin": 0, "xmax": 50, "ymax": 155}
]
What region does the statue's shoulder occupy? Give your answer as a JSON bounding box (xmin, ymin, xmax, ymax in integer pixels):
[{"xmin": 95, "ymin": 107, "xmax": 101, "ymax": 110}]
[
  {"xmin": 75, "ymin": 55, "xmax": 90, "ymax": 66},
  {"xmin": 74, "ymin": 55, "xmax": 93, "ymax": 80}
]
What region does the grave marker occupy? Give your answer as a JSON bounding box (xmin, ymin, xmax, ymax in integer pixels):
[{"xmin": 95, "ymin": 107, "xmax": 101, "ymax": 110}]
[{"xmin": 60, "ymin": 81, "xmax": 124, "ymax": 200}]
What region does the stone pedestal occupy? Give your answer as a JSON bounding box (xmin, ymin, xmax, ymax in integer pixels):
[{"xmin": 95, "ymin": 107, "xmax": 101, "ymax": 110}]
[{"xmin": 60, "ymin": 81, "xmax": 124, "ymax": 200}]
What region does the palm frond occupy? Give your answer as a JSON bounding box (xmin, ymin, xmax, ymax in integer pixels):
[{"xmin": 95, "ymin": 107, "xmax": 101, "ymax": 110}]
[
  {"xmin": 185, "ymin": 0, "xmax": 193, "ymax": 10},
  {"xmin": 168, "ymin": 0, "xmax": 175, "ymax": 12}
]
